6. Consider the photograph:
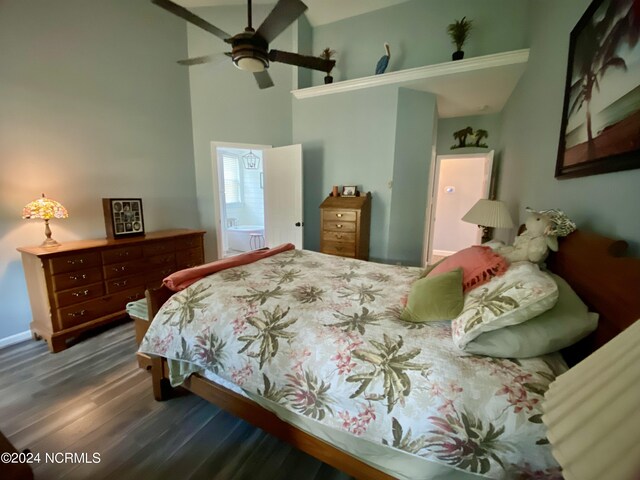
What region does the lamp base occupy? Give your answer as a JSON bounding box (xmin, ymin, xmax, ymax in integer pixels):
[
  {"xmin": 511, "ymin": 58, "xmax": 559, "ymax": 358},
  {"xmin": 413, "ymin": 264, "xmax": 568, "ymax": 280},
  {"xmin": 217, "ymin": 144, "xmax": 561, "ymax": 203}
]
[
  {"xmin": 41, "ymin": 219, "xmax": 60, "ymax": 247},
  {"xmin": 41, "ymin": 237, "xmax": 60, "ymax": 247},
  {"xmin": 480, "ymin": 226, "xmax": 494, "ymax": 244}
]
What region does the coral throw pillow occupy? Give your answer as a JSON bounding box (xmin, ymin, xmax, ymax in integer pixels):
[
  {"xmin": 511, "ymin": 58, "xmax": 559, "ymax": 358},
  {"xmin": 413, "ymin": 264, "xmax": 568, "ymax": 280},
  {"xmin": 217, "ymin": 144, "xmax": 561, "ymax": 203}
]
[{"xmin": 427, "ymin": 245, "xmax": 508, "ymax": 292}]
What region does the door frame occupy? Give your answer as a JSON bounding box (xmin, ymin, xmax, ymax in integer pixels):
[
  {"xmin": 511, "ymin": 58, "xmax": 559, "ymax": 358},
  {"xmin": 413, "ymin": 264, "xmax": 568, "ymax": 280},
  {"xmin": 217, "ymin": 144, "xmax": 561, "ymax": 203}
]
[
  {"xmin": 421, "ymin": 150, "xmax": 494, "ymax": 265},
  {"xmin": 210, "ymin": 141, "xmax": 271, "ymax": 260}
]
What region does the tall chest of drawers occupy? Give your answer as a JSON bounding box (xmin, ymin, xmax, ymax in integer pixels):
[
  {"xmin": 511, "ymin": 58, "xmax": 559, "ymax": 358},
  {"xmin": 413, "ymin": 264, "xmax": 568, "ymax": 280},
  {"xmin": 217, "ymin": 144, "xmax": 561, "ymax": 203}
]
[
  {"xmin": 18, "ymin": 229, "xmax": 205, "ymax": 352},
  {"xmin": 319, "ymin": 193, "xmax": 371, "ymax": 260}
]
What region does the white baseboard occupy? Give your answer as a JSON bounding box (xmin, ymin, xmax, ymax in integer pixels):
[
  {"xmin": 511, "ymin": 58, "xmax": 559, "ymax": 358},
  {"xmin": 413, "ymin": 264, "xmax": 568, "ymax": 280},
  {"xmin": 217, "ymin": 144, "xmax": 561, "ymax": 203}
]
[
  {"xmin": 432, "ymin": 249, "xmax": 455, "ymax": 257},
  {"xmin": 0, "ymin": 330, "xmax": 31, "ymax": 349}
]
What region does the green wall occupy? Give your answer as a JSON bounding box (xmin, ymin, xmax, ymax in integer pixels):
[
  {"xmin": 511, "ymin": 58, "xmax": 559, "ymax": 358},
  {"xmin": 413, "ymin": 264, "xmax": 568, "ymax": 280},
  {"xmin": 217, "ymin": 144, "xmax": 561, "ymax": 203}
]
[
  {"xmin": 187, "ymin": 5, "xmax": 294, "ymax": 259},
  {"xmin": 0, "ymin": 0, "xmax": 198, "ymax": 341},
  {"xmin": 292, "ymin": 87, "xmax": 399, "ymax": 261},
  {"xmin": 497, "ymin": 0, "xmax": 640, "ymax": 253},
  {"xmin": 388, "ymin": 89, "xmax": 437, "ymax": 265},
  {"xmin": 310, "ymin": 0, "xmax": 531, "ymax": 85}
]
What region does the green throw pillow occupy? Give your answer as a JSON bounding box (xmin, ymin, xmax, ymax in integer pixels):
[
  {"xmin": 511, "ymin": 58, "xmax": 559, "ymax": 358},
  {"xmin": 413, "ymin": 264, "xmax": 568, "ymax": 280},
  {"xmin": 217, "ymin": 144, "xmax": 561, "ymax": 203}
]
[
  {"xmin": 463, "ymin": 273, "xmax": 599, "ymax": 358},
  {"xmin": 401, "ymin": 268, "xmax": 464, "ymax": 323}
]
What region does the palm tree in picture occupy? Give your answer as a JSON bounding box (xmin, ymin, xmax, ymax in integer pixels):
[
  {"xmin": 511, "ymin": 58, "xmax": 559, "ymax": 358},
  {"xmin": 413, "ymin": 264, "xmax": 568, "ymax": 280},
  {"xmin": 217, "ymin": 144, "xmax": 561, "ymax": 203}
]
[
  {"xmin": 452, "ymin": 126, "xmax": 474, "ymax": 149},
  {"xmin": 474, "ymin": 129, "xmax": 489, "ymax": 147},
  {"xmin": 568, "ymin": 0, "xmax": 638, "ymax": 159}
]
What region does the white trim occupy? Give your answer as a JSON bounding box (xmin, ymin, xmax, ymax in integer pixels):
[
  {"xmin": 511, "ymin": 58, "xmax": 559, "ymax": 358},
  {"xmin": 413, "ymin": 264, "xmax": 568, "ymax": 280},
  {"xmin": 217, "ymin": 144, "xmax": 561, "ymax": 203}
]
[
  {"xmin": 432, "ymin": 249, "xmax": 456, "ymax": 257},
  {"xmin": 292, "ymin": 50, "xmax": 529, "ymax": 99},
  {"xmin": 0, "ymin": 330, "xmax": 31, "ymax": 349}
]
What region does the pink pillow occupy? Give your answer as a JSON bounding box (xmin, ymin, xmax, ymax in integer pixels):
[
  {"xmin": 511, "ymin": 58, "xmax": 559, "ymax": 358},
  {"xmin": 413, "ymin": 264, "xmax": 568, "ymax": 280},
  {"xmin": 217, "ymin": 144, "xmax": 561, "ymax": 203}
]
[{"xmin": 428, "ymin": 246, "xmax": 508, "ymax": 292}]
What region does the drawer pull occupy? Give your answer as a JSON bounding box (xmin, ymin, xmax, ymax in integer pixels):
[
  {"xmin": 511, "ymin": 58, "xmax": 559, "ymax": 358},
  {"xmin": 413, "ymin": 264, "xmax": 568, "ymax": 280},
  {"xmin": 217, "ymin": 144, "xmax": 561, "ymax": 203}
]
[
  {"xmin": 336, "ymin": 224, "xmax": 343, "ymax": 228},
  {"xmin": 72, "ymin": 289, "xmax": 90, "ymax": 297},
  {"xmin": 112, "ymin": 266, "xmax": 127, "ymax": 272},
  {"xmin": 67, "ymin": 259, "xmax": 85, "ymax": 265},
  {"xmin": 335, "ymin": 246, "xmax": 343, "ymax": 251},
  {"xmin": 336, "ymin": 213, "xmax": 343, "ymax": 218},
  {"xmin": 118, "ymin": 251, "xmax": 130, "ymax": 257},
  {"xmin": 113, "ymin": 280, "xmax": 128, "ymax": 287},
  {"xmin": 68, "ymin": 310, "xmax": 87, "ymax": 318},
  {"xmin": 69, "ymin": 273, "xmax": 87, "ymax": 281},
  {"xmin": 126, "ymin": 295, "xmax": 140, "ymax": 302},
  {"xmin": 335, "ymin": 234, "xmax": 343, "ymax": 239}
]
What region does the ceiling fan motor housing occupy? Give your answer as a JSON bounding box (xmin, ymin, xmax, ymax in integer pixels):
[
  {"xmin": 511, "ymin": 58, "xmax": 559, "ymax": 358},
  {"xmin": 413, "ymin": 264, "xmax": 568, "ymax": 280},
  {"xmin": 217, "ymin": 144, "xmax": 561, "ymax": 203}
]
[{"xmin": 230, "ymin": 31, "xmax": 269, "ymax": 72}]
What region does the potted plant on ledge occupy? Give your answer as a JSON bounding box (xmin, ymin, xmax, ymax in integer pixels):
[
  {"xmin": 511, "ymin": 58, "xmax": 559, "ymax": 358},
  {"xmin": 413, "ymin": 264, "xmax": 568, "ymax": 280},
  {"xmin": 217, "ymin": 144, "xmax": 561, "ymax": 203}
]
[
  {"xmin": 447, "ymin": 17, "xmax": 472, "ymax": 61},
  {"xmin": 320, "ymin": 47, "xmax": 336, "ymax": 84}
]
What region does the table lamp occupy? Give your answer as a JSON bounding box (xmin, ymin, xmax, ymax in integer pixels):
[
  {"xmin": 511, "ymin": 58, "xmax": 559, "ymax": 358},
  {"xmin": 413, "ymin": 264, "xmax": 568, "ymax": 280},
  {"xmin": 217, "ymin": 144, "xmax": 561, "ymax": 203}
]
[
  {"xmin": 22, "ymin": 193, "xmax": 68, "ymax": 247},
  {"xmin": 461, "ymin": 199, "xmax": 514, "ymax": 243}
]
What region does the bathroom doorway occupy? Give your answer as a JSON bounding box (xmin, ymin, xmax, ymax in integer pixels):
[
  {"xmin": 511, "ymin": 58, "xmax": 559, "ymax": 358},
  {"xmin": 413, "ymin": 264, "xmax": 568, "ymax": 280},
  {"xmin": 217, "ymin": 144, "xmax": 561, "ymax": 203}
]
[
  {"xmin": 215, "ymin": 146, "xmax": 266, "ymax": 258},
  {"xmin": 211, "ymin": 142, "xmax": 304, "ymax": 259}
]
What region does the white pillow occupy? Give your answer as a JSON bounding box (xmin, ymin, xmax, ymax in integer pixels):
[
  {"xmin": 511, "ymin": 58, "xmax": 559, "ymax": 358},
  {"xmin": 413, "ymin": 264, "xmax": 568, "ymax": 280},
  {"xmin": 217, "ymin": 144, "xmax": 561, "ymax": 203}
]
[{"xmin": 452, "ymin": 262, "xmax": 559, "ymax": 350}]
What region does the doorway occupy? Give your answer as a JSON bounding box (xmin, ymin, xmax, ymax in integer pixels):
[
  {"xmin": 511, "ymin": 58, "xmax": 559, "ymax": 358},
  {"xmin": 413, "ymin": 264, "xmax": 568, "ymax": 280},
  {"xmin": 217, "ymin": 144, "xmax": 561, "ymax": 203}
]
[
  {"xmin": 215, "ymin": 146, "xmax": 266, "ymax": 258},
  {"xmin": 211, "ymin": 142, "xmax": 304, "ymax": 259},
  {"xmin": 424, "ymin": 151, "xmax": 494, "ymax": 265}
]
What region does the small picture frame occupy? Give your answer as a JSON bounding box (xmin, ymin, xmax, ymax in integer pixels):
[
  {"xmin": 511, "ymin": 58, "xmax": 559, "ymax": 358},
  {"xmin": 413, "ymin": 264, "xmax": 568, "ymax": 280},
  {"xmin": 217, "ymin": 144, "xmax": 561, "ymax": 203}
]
[
  {"xmin": 102, "ymin": 198, "xmax": 145, "ymax": 239},
  {"xmin": 341, "ymin": 185, "xmax": 357, "ymax": 197}
]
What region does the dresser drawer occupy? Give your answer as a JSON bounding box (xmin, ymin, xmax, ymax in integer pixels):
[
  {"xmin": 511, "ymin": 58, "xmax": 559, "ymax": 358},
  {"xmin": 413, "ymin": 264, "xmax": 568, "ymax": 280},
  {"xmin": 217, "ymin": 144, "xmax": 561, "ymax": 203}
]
[
  {"xmin": 143, "ymin": 240, "xmax": 175, "ymax": 257},
  {"xmin": 105, "ymin": 274, "xmax": 146, "ymax": 294},
  {"xmin": 175, "ymin": 235, "xmax": 201, "ymax": 251},
  {"xmin": 322, "ymin": 231, "xmax": 356, "ymax": 243},
  {"xmin": 58, "ymin": 288, "xmax": 145, "ymax": 329},
  {"xmin": 323, "ymin": 221, "xmax": 357, "ymax": 233},
  {"xmin": 147, "ymin": 252, "xmax": 176, "ymax": 268},
  {"xmin": 102, "ymin": 246, "xmax": 143, "ymax": 265},
  {"xmin": 322, "ymin": 241, "xmax": 356, "ymax": 257},
  {"xmin": 103, "ymin": 259, "xmax": 145, "ymax": 279},
  {"xmin": 49, "ymin": 252, "xmax": 100, "ymax": 274},
  {"xmin": 55, "ymin": 282, "xmax": 104, "ymax": 308},
  {"xmin": 146, "ymin": 266, "xmax": 175, "ymax": 288},
  {"xmin": 324, "ymin": 210, "xmax": 357, "ymax": 222},
  {"xmin": 176, "ymin": 247, "xmax": 203, "ymax": 269},
  {"xmin": 52, "ymin": 267, "xmax": 103, "ymax": 291}
]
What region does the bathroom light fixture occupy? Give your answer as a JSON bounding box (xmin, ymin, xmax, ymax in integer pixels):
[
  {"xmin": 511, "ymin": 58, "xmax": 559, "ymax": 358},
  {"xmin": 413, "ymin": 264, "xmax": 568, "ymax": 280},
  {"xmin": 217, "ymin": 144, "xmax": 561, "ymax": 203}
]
[
  {"xmin": 22, "ymin": 193, "xmax": 68, "ymax": 247},
  {"xmin": 242, "ymin": 150, "xmax": 260, "ymax": 170}
]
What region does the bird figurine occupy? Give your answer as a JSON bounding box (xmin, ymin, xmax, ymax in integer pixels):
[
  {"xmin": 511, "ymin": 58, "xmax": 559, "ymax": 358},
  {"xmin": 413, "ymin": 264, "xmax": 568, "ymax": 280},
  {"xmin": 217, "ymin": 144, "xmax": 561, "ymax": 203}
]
[{"xmin": 375, "ymin": 43, "xmax": 391, "ymax": 74}]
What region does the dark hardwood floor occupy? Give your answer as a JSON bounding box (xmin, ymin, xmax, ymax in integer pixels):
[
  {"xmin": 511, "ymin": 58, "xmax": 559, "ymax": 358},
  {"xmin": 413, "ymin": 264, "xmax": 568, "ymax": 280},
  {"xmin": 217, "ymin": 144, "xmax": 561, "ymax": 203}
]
[{"xmin": 0, "ymin": 321, "xmax": 352, "ymax": 480}]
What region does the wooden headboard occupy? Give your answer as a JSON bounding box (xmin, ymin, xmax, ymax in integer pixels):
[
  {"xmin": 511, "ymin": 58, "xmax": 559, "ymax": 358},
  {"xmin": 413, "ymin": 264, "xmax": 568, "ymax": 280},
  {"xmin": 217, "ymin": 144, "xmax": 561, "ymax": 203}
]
[{"xmin": 547, "ymin": 229, "xmax": 640, "ymax": 365}]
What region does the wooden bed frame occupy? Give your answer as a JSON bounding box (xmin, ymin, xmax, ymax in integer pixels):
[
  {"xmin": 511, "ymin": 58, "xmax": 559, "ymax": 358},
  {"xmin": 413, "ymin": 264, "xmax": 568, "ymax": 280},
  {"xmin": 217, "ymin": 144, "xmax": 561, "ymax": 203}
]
[{"xmin": 140, "ymin": 229, "xmax": 640, "ymax": 479}]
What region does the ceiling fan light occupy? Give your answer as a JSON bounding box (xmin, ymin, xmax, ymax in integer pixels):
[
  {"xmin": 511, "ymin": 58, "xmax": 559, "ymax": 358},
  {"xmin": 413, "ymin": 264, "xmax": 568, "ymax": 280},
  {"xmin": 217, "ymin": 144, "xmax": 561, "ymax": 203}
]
[{"xmin": 235, "ymin": 57, "xmax": 266, "ymax": 72}]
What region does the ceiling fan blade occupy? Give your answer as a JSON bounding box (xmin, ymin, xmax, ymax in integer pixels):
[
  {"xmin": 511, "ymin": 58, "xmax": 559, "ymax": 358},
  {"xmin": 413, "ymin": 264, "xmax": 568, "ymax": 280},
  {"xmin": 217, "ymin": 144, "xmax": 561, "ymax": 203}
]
[
  {"xmin": 254, "ymin": 70, "xmax": 275, "ymax": 89},
  {"xmin": 255, "ymin": 0, "xmax": 307, "ymax": 44},
  {"xmin": 269, "ymin": 49, "xmax": 335, "ymax": 73},
  {"xmin": 176, "ymin": 52, "xmax": 229, "ymax": 66},
  {"xmin": 152, "ymin": 0, "xmax": 231, "ymax": 42}
]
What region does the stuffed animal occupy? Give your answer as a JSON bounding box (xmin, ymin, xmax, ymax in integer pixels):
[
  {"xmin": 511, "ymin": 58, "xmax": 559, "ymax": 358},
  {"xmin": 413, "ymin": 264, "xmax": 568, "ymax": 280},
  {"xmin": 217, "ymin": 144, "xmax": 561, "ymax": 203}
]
[{"xmin": 497, "ymin": 210, "xmax": 559, "ymax": 264}]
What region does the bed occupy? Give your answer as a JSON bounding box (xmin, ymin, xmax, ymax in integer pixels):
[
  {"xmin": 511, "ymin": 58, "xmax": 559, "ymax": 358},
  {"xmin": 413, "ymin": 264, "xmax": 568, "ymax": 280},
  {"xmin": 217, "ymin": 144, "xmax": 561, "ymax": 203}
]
[{"xmin": 138, "ymin": 229, "xmax": 640, "ymax": 480}]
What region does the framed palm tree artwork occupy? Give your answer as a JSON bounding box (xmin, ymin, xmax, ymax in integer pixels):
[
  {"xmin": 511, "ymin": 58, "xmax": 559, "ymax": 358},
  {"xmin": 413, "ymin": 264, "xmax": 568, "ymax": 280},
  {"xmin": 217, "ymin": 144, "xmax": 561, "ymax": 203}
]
[{"xmin": 556, "ymin": 0, "xmax": 640, "ymax": 179}]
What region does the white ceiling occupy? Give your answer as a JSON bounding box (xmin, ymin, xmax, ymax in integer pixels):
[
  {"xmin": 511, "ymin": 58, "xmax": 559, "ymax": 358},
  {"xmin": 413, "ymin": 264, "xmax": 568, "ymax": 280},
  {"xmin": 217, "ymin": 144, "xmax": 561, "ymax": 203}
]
[{"xmin": 176, "ymin": 0, "xmax": 413, "ymax": 26}]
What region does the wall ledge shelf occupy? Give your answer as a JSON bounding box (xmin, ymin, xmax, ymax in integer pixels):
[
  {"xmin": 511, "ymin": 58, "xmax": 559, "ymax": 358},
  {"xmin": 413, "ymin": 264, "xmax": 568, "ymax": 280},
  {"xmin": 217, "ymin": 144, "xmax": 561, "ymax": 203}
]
[{"xmin": 292, "ymin": 49, "xmax": 529, "ymax": 117}]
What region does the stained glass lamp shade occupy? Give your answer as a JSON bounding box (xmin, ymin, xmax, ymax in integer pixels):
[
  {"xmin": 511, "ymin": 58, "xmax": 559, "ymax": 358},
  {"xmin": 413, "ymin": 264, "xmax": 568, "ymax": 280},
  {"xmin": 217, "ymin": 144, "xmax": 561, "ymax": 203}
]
[{"xmin": 22, "ymin": 193, "xmax": 68, "ymax": 247}]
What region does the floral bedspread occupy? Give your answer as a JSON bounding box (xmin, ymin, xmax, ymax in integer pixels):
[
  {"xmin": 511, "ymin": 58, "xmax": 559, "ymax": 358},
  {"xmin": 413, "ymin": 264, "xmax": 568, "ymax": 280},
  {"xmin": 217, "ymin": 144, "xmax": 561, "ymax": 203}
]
[{"xmin": 139, "ymin": 249, "xmax": 565, "ymax": 479}]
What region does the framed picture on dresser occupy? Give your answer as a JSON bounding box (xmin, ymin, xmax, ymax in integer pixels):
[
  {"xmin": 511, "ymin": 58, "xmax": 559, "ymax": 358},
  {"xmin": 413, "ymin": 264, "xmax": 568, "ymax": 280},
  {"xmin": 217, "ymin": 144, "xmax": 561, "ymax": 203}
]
[{"xmin": 102, "ymin": 198, "xmax": 145, "ymax": 239}]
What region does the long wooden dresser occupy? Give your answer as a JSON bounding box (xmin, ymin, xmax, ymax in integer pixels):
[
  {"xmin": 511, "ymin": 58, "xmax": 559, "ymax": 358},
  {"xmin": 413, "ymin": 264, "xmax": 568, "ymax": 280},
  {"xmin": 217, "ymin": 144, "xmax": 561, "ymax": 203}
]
[
  {"xmin": 319, "ymin": 193, "xmax": 371, "ymax": 260},
  {"xmin": 17, "ymin": 229, "xmax": 205, "ymax": 352}
]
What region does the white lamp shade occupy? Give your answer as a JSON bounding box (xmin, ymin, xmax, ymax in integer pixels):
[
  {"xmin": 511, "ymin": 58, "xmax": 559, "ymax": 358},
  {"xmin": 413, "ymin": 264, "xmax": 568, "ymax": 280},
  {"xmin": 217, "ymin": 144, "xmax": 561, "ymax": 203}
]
[
  {"xmin": 542, "ymin": 319, "xmax": 640, "ymax": 480},
  {"xmin": 461, "ymin": 199, "xmax": 514, "ymax": 229}
]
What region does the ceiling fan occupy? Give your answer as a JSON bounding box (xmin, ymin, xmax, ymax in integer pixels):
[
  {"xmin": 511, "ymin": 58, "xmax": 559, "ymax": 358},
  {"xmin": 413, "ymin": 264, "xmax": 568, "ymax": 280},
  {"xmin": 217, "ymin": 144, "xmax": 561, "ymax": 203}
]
[{"xmin": 152, "ymin": 0, "xmax": 336, "ymax": 89}]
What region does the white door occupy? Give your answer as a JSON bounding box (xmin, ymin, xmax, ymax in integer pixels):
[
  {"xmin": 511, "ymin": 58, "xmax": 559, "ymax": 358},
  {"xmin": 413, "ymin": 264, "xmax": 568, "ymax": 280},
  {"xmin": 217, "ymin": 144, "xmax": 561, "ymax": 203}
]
[{"xmin": 263, "ymin": 144, "xmax": 304, "ymax": 249}]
